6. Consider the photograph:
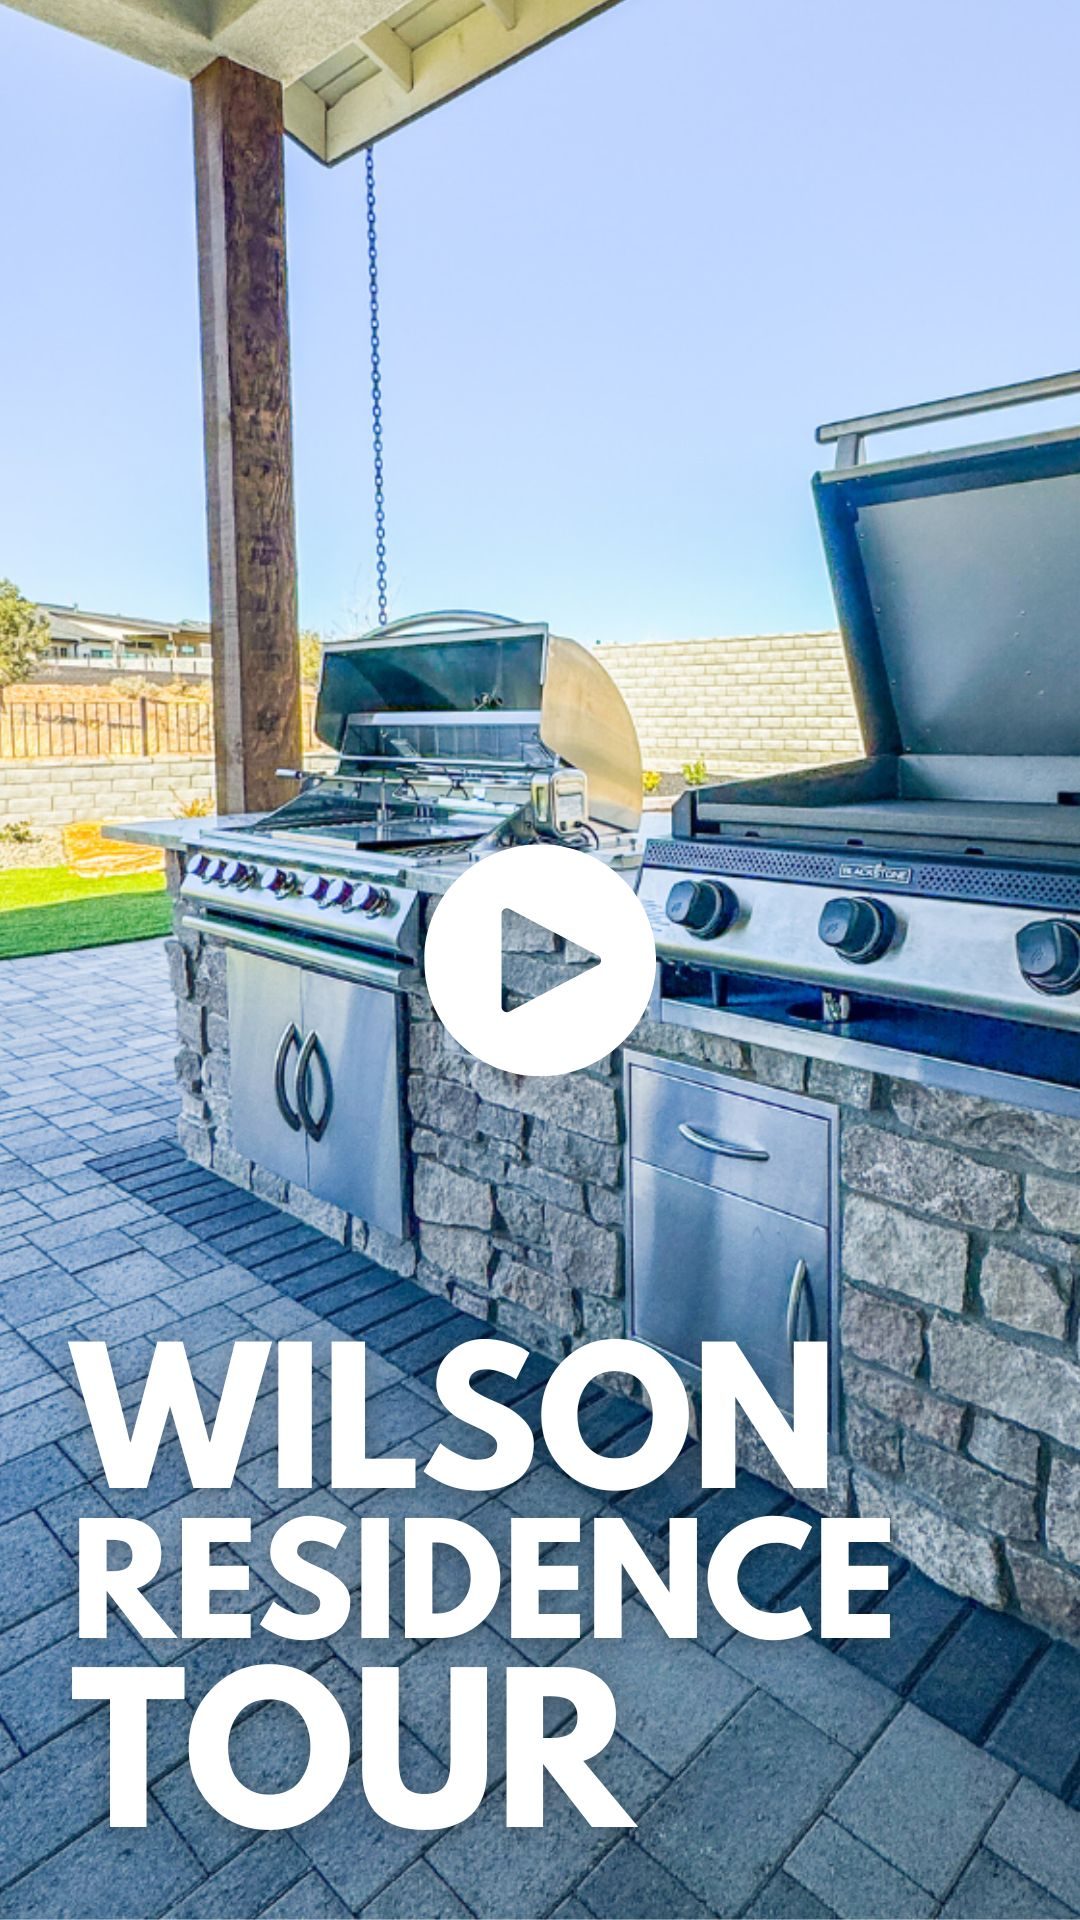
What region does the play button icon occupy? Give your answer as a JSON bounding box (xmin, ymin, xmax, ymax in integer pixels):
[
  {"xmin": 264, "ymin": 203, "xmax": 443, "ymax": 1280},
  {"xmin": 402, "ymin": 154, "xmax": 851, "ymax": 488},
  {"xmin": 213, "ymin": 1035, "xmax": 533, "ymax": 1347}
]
[
  {"xmin": 501, "ymin": 912, "xmax": 598, "ymax": 1009},
  {"xmin": 424, "ymin": 844, "xmax": 656, "ymax": 1076}
]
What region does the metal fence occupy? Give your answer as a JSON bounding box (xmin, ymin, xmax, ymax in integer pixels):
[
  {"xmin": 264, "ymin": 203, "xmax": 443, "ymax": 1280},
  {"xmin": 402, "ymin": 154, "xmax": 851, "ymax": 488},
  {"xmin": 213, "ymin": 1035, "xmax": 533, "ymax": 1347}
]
[
  {"xmin": 0, "ymin": 694, "xmax": 213, "ymax": 760},
  {"xmin": 0, "ymin": 690, "xmax": 320, "ymax": 760}
]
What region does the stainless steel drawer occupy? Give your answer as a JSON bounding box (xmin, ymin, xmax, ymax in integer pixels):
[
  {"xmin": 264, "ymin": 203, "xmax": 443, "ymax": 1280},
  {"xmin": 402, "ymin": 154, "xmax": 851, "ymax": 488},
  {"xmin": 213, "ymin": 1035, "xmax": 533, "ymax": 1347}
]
[
  {"xmin": 628, "ymin": 1061, "xmax": 831, "ymax": 1226},
  {"xmin": 630, "ymin": 1162, "xmax": 830, "ymax": 1411}
]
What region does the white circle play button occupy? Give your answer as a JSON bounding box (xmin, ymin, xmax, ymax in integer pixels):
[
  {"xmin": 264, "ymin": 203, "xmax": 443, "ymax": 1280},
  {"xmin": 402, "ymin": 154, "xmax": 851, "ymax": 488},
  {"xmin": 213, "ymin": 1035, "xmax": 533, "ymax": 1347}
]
[{"xmin": 423, "ymin": 844, "xmax": 656, "ymax": 1076}]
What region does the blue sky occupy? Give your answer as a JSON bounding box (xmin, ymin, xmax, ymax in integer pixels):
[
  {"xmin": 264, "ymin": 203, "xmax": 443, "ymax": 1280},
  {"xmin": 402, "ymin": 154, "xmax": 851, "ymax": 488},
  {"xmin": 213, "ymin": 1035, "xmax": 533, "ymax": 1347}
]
[{"xmin": 2, "ymin": 0, "xmax": 1080, "ymax": 645}]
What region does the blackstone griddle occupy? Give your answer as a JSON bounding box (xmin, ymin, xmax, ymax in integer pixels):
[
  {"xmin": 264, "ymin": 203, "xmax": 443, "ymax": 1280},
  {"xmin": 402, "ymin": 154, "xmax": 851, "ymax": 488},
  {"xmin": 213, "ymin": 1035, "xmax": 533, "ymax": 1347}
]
[{"xmin": 639, "ymin": 370, "xmax": 1080, "ymax": 1092}]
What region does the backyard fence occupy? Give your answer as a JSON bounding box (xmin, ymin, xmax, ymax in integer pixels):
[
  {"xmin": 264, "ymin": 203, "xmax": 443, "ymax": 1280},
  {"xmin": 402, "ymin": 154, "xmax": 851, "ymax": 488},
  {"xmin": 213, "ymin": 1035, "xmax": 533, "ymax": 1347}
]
[
  {"xmin": 0, "ymin": 689, "xmax": 319, "ymax": 760},
  {"xmin": 0, "ymin": 692, "xmax": 212, "ymax": 760}
]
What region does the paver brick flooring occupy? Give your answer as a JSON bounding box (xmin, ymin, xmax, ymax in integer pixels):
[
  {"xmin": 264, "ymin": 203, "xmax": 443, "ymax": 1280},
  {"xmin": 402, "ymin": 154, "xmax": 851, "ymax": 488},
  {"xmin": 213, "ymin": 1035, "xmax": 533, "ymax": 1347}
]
[{"xmin": 0, "ymin": 942, "xmax": 1079, "ymax": 1916}]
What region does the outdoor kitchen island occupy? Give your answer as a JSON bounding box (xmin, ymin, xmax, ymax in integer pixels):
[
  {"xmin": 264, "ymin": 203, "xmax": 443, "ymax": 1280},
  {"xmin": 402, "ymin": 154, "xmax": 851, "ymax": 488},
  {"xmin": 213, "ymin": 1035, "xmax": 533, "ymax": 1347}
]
[
  {"xmin": 121, "ymin": 369, "xmax": 1080, "ymax": 1654},
  {"xmin": 117, "ymin": 812, "xmax": 1080, "ymax": 1655}
]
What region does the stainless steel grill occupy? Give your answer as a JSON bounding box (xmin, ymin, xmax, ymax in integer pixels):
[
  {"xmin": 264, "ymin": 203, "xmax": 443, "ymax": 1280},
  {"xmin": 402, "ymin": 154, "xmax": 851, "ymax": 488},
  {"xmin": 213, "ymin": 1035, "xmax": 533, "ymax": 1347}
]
[
  {"xmin": 174, "ymin": 610, "xmax": 643, "ymax": 1239},
  {"xmin": 262, "ymin": 606, "xmax": 640, "ymax": 854},
  {"xmin": 641, "ymin": 371, "xmax": 1080, "ymax": 1105},
  {"xmin": 180, "ymin": 610, "xmax": 641, "ymax": 976}
]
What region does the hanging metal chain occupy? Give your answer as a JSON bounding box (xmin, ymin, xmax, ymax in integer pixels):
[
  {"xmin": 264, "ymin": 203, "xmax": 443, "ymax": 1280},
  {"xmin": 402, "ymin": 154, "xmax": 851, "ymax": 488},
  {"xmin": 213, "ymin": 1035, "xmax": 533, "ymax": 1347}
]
[{"xmin": 365, "ymin": 145, "xmax": 388, "ymax": 626}]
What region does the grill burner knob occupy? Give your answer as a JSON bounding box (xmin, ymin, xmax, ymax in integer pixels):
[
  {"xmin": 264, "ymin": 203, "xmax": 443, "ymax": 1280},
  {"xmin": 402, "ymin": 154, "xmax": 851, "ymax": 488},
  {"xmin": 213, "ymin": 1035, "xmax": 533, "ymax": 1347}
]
[
  {"xmin": 221, "ymin": 861, "xmax": 257, "ymax": 889},
  {"xmin": 665, "ymin": 879, "xmax": 737, "ymax": 939},
  {"xmin": 328, "ymin": 881, "xmax": 355, "ymax": 910},
  {"xmin": 355, "ymin": 884, "xmax": 391, "ymax": 917},
  {"xmin": 301, "ymin": 875, "xmax": 331, "ymax": 904},
  {"xmin": 819, "ymin": 895, "xmax": 896, "ymax": 964},
  {"xmin": 190, "ymin": 853, "xmax": 212, "ymax": 879},
  {"xmin": 208, "ymin": 859, "xmax": 229, "ymax": 885},
  {"xmin": 1017, "ymin": 919, "xmax": 1080, "ymax": 995},
  {"xmin": 268, "ymin": 869, "xmax": 301, "ymax": 897}
]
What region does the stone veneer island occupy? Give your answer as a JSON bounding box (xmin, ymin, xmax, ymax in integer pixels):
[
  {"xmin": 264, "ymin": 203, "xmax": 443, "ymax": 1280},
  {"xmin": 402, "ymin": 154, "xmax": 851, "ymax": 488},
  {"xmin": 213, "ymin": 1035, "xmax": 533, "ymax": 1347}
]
[{"xmin": 164, "ymin": 851, "xmax": 1080, "ymax": 1648}]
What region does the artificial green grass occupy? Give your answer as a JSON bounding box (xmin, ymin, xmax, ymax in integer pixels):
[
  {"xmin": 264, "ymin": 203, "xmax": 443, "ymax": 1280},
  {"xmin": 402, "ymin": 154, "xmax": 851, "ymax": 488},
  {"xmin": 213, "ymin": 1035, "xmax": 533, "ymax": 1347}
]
[{"xmin": 0, "ymin": 866, "xmax": 171, "ymax": 959}]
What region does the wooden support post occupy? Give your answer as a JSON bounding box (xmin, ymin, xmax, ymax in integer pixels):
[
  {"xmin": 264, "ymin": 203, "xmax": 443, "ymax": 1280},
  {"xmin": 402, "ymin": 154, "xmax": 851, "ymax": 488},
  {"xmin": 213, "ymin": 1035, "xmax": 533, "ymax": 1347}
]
[{"xmin": 192, "ymin": 57, "xmax": 301, "ymax": 816}]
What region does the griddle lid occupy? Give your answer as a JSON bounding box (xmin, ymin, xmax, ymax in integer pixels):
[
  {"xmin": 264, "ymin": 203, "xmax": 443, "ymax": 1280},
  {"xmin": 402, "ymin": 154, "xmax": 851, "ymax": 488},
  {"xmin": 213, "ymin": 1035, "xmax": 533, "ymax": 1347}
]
[{"xmin": 814, "ymin": 428, "xmax": 1080, "ymax": 759}]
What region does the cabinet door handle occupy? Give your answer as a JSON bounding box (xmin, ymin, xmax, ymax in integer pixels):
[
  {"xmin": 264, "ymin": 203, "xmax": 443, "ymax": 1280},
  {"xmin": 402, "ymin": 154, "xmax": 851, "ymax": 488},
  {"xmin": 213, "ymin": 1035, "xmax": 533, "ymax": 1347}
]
[
  {"xmin": 786, "ymin": 1258, "xmax": 809, "ymax": 1351},
  {"xmin": 677, "ymin": 1120, "xmax": 770, "ymax": 1162},
  {"xmin": 296, "ymin": 1030, "xmax": 333, "ymax": 1142},
  {"xmin": 273, "ymin": 1023, "xmax": 303, "ymax": 1132}
]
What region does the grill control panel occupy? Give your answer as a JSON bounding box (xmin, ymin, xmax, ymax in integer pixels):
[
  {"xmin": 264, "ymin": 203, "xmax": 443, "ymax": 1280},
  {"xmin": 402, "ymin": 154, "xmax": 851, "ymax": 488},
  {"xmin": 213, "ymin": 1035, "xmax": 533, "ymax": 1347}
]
[
  {"xmin": 640, "ymin": 854, "xmax": 1080, "ymax": 1032},
  {"xmin": 181, "ymin": 852, "xmax": 420, "ymax": 957}
]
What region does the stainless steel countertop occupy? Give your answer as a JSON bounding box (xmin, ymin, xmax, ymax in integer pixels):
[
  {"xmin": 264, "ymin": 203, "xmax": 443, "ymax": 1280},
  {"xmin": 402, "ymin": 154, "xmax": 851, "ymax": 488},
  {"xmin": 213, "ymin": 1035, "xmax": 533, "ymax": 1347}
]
[{"xmin": 105, "ymin": 816, "xmax": 642, "ymax": 895}]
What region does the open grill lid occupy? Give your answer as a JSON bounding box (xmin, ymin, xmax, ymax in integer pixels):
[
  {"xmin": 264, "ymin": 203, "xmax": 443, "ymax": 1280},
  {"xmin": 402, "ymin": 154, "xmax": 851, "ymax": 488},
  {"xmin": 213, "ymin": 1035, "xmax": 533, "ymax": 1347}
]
[
  {"xmin": 813, "ymin": 370, "xmax": 1080, "ymax": 763},
  {"xmin": 316, "ymin": 613, "xmax": 549, "ymax": 747},
  {"xmin": 313, "ymin": 610, "xmax": 642, "ymax": 832},
  {"xmin": 675, "ymin": 374, "xmax": 1080, "ymax": 851}
]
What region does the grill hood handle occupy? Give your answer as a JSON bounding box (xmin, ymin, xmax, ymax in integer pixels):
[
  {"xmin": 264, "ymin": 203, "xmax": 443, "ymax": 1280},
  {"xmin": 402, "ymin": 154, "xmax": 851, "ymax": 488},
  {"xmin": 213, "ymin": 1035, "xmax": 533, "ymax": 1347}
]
[
  {"xmin": 817, "ymin": 367, "xmax": 1080, "ymax": 467},
  {"xmin": 327, "ymin": 610, "xmax": 525, "ymax": 646}
]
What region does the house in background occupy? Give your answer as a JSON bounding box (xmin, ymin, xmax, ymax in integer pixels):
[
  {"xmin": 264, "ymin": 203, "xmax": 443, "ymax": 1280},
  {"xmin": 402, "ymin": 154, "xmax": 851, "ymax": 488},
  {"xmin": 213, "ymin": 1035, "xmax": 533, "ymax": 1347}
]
[{"xmin": 39, "ymin": 604, "xmax": 211, "ymax": 674}]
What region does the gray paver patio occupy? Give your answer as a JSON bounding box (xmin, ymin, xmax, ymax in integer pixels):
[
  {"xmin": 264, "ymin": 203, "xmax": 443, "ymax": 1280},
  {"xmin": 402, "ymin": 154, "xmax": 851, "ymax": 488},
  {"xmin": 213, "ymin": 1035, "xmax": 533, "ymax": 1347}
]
[
  {"xmin": 826, "ymin": 1705, "xmax": 1014, "ymax": 1897},
  {"xmin": 0, "ymin": 942, "xmax": 1079, "ymax": 1916},
  {"xmin": 786, "ymin": 1818, "xmax": 935, "ymax": 1919}
]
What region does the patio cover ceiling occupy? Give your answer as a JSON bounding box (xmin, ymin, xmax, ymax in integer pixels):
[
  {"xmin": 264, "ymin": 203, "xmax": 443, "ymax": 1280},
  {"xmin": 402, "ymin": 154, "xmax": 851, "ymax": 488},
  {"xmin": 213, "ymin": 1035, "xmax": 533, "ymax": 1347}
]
[{"xmin": 5, "ymin": 0, "xmax": 620, "ymax": 161}]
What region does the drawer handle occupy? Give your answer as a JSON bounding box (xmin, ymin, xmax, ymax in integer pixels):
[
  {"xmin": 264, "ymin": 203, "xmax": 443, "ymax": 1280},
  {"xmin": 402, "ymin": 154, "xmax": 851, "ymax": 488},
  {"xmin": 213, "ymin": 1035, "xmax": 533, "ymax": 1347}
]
[
  {"xmin": 677, "ymin": 1121, "xmax": 770, "ymax": 1162},
  {"xmin": 786, "ymin": 1258, "xmax": 809, "ymax": 1351}
]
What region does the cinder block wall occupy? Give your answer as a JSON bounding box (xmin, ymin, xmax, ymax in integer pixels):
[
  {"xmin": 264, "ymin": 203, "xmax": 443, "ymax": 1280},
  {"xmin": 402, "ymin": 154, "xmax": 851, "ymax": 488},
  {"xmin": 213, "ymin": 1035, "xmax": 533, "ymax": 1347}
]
[
  {"xmin": 596, "ymin": 631, "xmax": 862, "ymax": 775},
  {"xmin": 0, "ymin": 751, "xmax": 336, "ymax": 831},
  {"xmin": 0, "ymin": 754, "xmax": 215, "ymax": 828}
]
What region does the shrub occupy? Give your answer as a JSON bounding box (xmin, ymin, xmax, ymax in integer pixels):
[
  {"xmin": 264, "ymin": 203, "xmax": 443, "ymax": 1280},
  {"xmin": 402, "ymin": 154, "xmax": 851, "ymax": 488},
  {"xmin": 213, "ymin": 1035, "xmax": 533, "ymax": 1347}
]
[{"xmin": 0, "ymin": 581, "xmax": 50, "ymax": 686}]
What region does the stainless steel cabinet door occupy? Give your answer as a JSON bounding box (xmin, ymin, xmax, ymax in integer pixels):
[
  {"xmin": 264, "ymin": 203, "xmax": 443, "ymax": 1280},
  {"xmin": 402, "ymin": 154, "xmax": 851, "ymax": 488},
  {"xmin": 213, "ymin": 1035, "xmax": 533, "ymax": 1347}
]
[
  {"xmin": 298, "ymin": 968, "xmax": 405, "ymax": 1236},
  {"xmin": 630, "ymin": 1161, "xmax": 829, "ymax": 1415},
  {"xmin": 227, "ymin": 950, "xmax": 309, "ymax": 1188}
]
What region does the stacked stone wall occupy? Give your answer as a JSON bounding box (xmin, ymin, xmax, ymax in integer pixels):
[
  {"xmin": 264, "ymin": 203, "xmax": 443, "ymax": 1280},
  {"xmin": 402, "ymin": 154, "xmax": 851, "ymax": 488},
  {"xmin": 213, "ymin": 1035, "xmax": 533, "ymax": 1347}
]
[
  {"xmin": 834, "ymin": 1075, "xmax": 1080, "ymax": 1642},
  {"xmin": 166, "ymin": 862, "xmax": 1080, "ymax": 1645}
]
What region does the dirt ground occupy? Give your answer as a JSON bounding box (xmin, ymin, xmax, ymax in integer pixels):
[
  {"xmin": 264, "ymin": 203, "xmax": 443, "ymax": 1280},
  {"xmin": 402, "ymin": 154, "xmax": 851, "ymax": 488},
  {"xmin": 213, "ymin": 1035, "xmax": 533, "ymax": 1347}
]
[{"xmin": 0, "ymin": 827, "xmax": 65, "ymax": 871}]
